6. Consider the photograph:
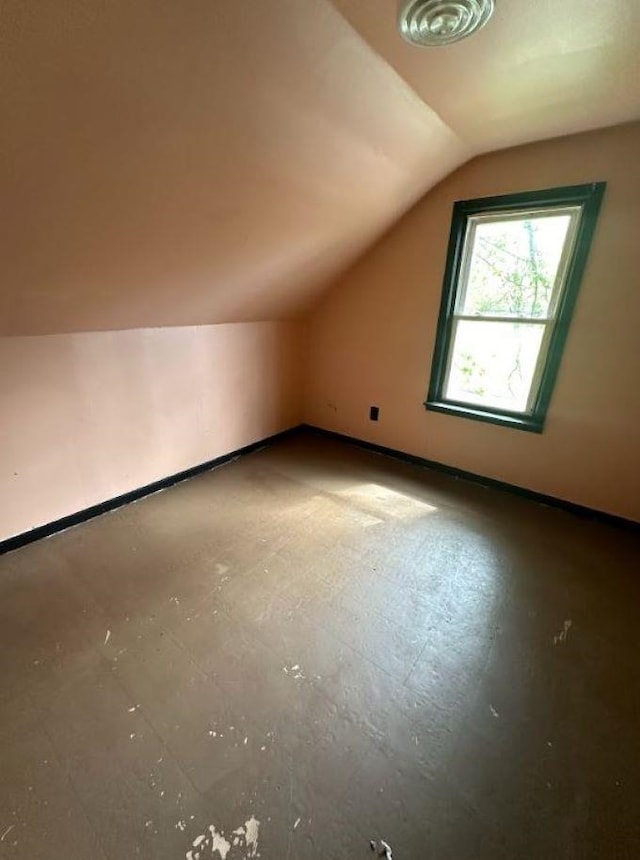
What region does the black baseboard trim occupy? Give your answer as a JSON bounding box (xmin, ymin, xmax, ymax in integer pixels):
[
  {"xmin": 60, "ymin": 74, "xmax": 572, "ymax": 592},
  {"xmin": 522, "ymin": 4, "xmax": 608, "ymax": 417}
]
[
  {"xmin": 0, "ymin": 426, "xmax": 304, "ymax": 557},
  {"xmin": 301, "ymin": 424, "xmax": 640, "ymax": 532},
  {"xmin": 4, "ymin": 422, "xmax": 637, "ymax": 556}
]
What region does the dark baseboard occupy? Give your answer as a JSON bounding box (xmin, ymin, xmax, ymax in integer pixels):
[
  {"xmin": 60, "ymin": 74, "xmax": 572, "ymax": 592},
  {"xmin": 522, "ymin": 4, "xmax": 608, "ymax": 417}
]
[
  {"xmin": 301, "ymin": 424, "xmax": 640, "ymax": 532},
  {"xmin": 0, "ymin": 426, "xmax": 304, "ymax": 556},
  {"xmin": 3, "ymin": 421, "xmax": 637, "ymax": 556}
]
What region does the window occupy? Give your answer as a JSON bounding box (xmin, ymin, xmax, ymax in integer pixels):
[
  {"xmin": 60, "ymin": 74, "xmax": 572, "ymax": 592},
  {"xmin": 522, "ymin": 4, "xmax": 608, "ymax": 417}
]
[{"xmin": 425, "ymin": 183, "xmax": 606, "ymax": 432}]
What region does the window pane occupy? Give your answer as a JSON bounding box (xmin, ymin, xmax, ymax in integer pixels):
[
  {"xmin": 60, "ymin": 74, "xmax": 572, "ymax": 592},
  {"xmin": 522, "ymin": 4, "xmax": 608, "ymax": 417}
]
[
  {"xmin": 460, "ymin": 214, "xmax": 573, "ymax": 318},
  {"xmin": 445, "ymin": 320, "xmax": 545, "ymax": 412}
]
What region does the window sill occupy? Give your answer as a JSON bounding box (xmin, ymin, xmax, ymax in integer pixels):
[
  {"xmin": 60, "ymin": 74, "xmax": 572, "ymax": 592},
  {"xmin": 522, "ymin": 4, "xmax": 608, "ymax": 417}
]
[{"xmin": 424, "ymin": 399, "xmax": 544, "ymax": 433}]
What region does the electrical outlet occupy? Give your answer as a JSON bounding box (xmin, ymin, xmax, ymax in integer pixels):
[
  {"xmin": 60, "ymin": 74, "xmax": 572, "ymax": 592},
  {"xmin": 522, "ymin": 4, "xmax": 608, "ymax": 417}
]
[{"xmin": 369, "ymin": 406, "xmax": 379, "ymax": 421}]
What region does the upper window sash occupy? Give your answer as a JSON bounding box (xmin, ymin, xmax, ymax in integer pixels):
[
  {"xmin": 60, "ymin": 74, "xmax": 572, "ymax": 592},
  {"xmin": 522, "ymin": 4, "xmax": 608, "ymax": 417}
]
[{"xmin": 452, "ymin": 206, "xmax": 583, "ymax": 323}]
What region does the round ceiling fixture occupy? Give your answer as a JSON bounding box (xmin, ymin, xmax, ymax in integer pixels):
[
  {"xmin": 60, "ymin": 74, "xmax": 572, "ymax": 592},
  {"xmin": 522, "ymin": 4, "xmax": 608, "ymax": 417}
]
[{"xmin": 398, "ymin": 0, "xmax": 495, "ymax": 47}]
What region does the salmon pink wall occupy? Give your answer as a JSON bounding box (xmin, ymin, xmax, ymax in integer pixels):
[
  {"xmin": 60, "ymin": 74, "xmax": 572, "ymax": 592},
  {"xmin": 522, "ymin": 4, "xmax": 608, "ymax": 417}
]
[
  {"xmin": 1, "ymin": 322, "xmax": 303, "ymax": 542},
  {"xmin": 305, "ymin": 122, "xmax": 640, "ymax": 522}
]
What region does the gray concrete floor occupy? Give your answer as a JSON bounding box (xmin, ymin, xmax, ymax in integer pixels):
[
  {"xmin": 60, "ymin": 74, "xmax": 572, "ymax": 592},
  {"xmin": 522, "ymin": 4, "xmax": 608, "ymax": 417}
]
[{"xmin": 1, "ymin": 432, "xmax": 639, "ymax": 859}]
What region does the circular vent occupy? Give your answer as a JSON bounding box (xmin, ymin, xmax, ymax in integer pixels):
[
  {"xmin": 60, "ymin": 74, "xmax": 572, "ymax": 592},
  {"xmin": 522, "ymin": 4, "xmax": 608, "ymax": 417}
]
[{"xmin": 398, "ymin": 0, "xmax": 494, "ymax": 47}]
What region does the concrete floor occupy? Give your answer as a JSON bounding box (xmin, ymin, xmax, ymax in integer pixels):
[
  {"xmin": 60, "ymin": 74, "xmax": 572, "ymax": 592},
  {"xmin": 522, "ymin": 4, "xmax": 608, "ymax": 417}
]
[{"xmin": 1, "ymin": 432, "xmax": 639, "ymax": 859}]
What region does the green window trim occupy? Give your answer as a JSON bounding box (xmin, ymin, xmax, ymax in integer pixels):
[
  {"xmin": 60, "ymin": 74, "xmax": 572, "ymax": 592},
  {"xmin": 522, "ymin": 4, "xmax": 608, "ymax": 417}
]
[{"xmin": 425, "ymin": 182, "xmax": 606, "ymax": 433}]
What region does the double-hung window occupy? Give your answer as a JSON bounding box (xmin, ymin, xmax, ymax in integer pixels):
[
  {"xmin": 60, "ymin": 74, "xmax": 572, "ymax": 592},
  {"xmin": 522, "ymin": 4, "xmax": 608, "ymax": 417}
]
[{"xmin": 426, "ymin": 183, "xmax": 605, "ymax": 432}]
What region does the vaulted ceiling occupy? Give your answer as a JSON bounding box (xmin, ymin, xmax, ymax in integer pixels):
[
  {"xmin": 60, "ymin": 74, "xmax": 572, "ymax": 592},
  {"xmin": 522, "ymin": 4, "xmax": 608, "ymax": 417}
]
[{"xmin": 2, "ymin": 0, "xmax": 639, "ymax": 335}]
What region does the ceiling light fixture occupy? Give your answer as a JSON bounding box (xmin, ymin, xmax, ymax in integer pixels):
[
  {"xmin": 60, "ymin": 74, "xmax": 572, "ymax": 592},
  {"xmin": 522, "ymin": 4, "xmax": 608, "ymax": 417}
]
[{"xmin": 398, "ymin": 0, "xmax": 494, "ymax": 47}]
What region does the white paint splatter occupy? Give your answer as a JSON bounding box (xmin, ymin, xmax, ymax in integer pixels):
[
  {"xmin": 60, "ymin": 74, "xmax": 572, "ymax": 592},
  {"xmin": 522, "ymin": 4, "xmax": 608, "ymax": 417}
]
[
  {"xmin": 185, "ymin": 816, "xmax": 259, "ymax": 860},
  {"xmin": 104, "ymin": 629, "xmax": 111, "ymax": 645},
  {"xmin": 380, "ymin": 839, "xmax": 393, "ymax": 859},
  {"xmin": 244, "ymin": 816, "xmax": 260, "ymax": 857},
  {"xmin": 243, "ymin": 737, "xmax": 248, "ymax": 745},
  {"xmin": 283, "ymin": 662, "xmax": 306, "ymax": 679},
  {"xmin": 490, "ymin": 705, "xmax": 499, "ymax": 718},
  {"xmin": 128, "ymin": 705, "xmax": 138, "ymax": 712},
  {"xmin": 553, "ymin": 619, "xmax": 572, "ymax": 645},
  {"xmin": 208, "ymin": 825, "xmax": 231, "ymax": 859},
  {"xmin": 1, "ymin": 825, "xmax": 16, "ymax": 842},
  {"xmin": 293, "ymin": 817, "xmax": 301, "ymax": 830}
]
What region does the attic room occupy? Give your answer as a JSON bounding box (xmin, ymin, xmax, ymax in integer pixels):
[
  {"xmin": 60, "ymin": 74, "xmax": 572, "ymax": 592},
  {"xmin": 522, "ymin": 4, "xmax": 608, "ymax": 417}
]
[{"xmin": 1, "ymin": 0, "xmax": 639, "ymax": 856}]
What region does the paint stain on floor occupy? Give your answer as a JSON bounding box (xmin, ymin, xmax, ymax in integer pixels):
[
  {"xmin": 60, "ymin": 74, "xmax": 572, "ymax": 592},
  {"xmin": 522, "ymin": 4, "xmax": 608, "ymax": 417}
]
[{"xmin": 1, "ymin": 434, "xmax": 639, "ymax": 858}]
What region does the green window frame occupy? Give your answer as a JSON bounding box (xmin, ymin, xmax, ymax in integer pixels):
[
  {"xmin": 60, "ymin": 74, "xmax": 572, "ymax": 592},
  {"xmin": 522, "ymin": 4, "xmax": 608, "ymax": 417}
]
[{"xmin": 425, "ymin": 182, "xmax": 606, "ymax": 433}]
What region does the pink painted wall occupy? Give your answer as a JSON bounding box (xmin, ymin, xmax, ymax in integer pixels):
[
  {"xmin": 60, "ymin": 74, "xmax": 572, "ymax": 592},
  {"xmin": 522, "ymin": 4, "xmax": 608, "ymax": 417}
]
[
  {"xmin": 1, "ymin": 322, "xmax": 303, "ymax": 541},
  {"xmin": 1, "ymin": 0, "xmax": 466, "ymax": 336},
  {"xmin": 305, "ymin": 122, "xmax": 640, "ymax": 522}
]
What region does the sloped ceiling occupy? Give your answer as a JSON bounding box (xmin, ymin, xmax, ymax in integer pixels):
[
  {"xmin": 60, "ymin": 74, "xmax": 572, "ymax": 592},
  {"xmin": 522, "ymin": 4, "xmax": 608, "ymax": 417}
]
[
  {"xmin": 334, "ymin": 0, "xmax": 640, "ymax": 151},
  {"xmin": 1, "ymin": 0, "xmax": 638, "ymax": 335}
]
